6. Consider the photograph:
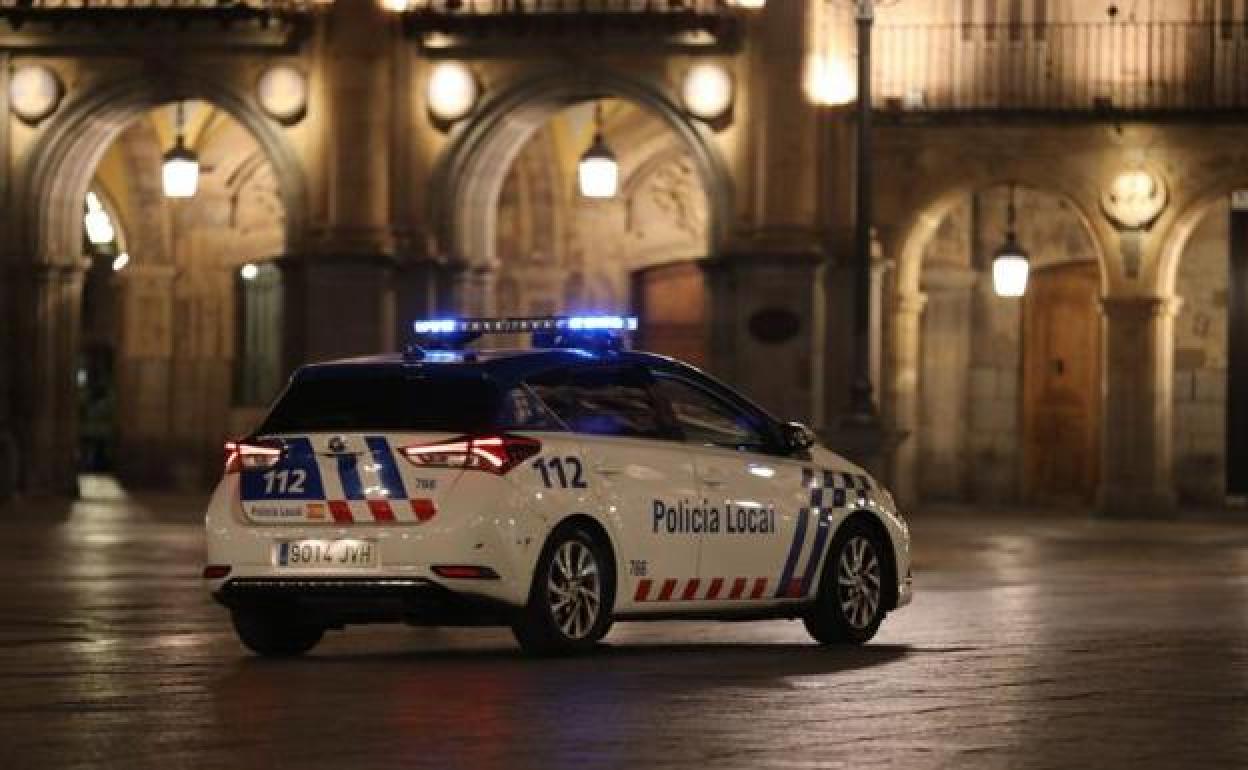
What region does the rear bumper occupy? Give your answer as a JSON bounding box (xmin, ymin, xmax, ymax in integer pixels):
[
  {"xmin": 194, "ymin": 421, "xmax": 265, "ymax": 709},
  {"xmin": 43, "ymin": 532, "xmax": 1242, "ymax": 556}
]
[{"xmin": 214, "ymin": 576, "xmax": 515, "ymax": 627}]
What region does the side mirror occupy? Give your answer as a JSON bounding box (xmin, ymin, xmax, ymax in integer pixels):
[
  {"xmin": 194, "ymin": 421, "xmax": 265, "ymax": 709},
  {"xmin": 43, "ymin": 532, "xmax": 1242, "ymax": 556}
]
[{"xmin": 782, "ymin": 421, "xmax": 816, "ymax": 452}]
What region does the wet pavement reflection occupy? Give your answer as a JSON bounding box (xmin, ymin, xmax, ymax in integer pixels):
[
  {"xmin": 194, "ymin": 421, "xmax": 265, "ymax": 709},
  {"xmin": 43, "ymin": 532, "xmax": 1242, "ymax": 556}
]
[{"xmin": 1, "ymin": 478, "xmax": 1246, "ymax": 769}]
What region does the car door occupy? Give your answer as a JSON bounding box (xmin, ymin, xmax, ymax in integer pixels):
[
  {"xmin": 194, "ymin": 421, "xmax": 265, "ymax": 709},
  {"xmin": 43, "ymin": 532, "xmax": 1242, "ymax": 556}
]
[
  {"xmin": 526, "ymin": 363, "xmax": 702, "ymax": 613},
  {"xmin": 649, "ymin": 368, "xmax": 816, "ymax": 605}
]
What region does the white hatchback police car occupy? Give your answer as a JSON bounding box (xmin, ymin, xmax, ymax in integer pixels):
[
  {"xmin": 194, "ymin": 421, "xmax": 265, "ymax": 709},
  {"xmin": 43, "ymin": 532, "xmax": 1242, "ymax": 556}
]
[{"xmin": 204, "ymin": 316, "xmax": 912, "ymax": 656}]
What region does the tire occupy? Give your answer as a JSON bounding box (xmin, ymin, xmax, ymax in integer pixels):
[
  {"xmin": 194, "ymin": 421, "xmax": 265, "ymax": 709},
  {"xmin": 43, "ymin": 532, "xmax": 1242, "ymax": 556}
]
[
  {"xmin": 803, "ymin": 520, "xmax": 888, "ymax": 645},
  {"xmin": 511, "ymin": 523, "xmax": 614, "ymax": 657},
  {"xmin": 231, "ymin": 608, "xmax": 324, "ymax": 658}
]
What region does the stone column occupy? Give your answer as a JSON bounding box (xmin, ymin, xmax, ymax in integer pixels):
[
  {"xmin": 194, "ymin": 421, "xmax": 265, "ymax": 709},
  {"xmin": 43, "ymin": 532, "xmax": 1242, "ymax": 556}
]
[
  {"xmin": 1099, "ymin": 296, "xmax": 1179, "ymax": 517},
  {"xmin": 712, "ymin": 1, "xmax": 826, "ymax": 424},
  {"xmin": 886, "ymin": 291, "xmax": 927, "ymax": 508},
  {"xmin": 706, "ymin": 251, "xmax": 823, "ymax": 423},
  {"xmin": 918, "ymin": 265, "xmax": 976, "ymax": 501},
  {"xmin": 10, "ymin": 261, "xmax": 88, "ymax": 496},
  {"xmin": 114, "ymin": 264, "xmax": 176, "ymax": 486},
  {"xmin": 0, "ymin": 55, "xmax": 13, "ymax": 501},
  {"xmin": 738, "ymin": 0, "xmax": 821, "ymax": 237},
  {"xmin": 282, "ymin": 4, "xmax": 398, "ymax": 370},
  {"xmin": 447, "ymin": 262, "xmax": 499, "ymax": 318},
  {"xmin": 869, "ymin": 257, "xmax": 894, "ymax": 403},
  {"xmin": 281, "ymin": 254, "xmax": 397, "ymax": 371}
]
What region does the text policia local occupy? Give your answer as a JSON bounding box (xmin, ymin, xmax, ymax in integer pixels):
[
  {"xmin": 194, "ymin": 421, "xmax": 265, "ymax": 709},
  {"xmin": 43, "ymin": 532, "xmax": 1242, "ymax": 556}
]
[{"xmin": 653, "ymin": 499, "xmax": 777, "ymax": 535}]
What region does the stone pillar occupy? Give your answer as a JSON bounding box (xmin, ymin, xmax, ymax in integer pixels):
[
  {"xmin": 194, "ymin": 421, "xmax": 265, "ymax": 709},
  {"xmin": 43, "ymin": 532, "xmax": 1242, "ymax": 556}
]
[
  {"xmin": 280, "ymin": 4, "xmax": 398, "ymax": 371},
  {"xmin": 114, "ymin": 264, "xmax": 176, "ymax": 486},
  {"xmin": 918, "ymin": 265, "xmax": 976, "ymax": 500},
  {"xmin": 10, "ymin": 262, "xmax": 88, "ymax": 496},
  {"xmin": 706, "ymin": 251, "xmax": 823, "ymax": 423},
  {"xmin": 869, "ymin": 257, "xmax": 893, "ymax": 404},
  {"xmin": 715, "ymin": 1, "xmax": 825, "ymax": 424},
  {"xmin": 318, "ymin": 2, "xmax": 393, "ymax": 254},
  {"xmin": 738, "ymin": 0, "xmax": 820, "ymax": 235},
  {"xmin": 393, "ymin": 259, "xmax": 447, "ymax": 344},
  {"xmin": 281, "ymin": 255, "xmax": 397, "ymax": 371},
  {"xmin": 0, "ymin": 55, "xmax": 13, "ymax": 502},
  {"xmin": 886, "ymin": 291, "xmax": 927, "ymax": 508},
  {"xmin": 447, "ymin": 262, "xmax": 499, "ymax": 318},
  {"xmin": 1099, "ymin": 296, "xmax": 1179, "ymax": 517}
]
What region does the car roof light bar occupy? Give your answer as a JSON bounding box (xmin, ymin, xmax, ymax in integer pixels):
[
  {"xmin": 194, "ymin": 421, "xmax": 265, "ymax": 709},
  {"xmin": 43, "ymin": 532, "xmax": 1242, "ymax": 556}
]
[{"xmin": 409, "ymin": 315, "xmax": 639, "ymax": 353}]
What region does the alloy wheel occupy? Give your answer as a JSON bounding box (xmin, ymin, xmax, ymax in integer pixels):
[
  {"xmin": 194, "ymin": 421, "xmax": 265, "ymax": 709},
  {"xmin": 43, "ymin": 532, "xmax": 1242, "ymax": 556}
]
[
  {"xmin": 836, "ymin": 535, "xmax": 882, "ymax": 630},
  {"xmin": 546, "ymin": 539, "xmax": 602, "ymax": 640}
]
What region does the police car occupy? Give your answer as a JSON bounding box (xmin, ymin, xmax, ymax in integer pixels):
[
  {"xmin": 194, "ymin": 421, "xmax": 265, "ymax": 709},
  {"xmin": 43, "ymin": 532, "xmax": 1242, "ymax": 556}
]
[{"xmin": 203, "ymin": 316, "xmax": 912, "ymax": 657}]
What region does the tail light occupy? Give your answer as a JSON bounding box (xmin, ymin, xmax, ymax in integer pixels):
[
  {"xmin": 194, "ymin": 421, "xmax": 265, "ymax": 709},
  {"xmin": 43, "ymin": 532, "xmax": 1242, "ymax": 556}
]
[
  {"xmin": 224, "ymin": 439, "xmax": 283, "ymax": 474},
  {"xmin": 400, "ymin": 435, "xmax": 540, "ymax": 475}
]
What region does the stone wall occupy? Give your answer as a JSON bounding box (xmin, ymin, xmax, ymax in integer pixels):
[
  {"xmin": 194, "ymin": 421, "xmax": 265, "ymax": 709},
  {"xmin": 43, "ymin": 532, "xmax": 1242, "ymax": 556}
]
[{"xmin": 1173, "ymin": 203, "xmax": 1229, "ymax": 505}]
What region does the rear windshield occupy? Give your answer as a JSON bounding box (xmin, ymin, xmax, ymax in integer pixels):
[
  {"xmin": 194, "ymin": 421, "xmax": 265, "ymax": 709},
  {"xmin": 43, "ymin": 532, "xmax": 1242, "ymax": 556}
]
[{"xmin": 257, "ymin": 371, "xmax": 502, "ymax": 434}]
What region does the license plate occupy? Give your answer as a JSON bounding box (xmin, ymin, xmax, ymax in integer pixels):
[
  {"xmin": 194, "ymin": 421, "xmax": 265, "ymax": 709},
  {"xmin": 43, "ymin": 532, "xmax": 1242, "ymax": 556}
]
[{"xmin": 276, "ymin": 539, "xmax": 379, "ymax": 568}]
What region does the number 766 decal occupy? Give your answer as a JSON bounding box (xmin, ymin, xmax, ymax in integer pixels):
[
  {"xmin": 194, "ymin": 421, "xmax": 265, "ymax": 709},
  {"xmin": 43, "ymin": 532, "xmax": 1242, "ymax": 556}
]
[{"xmin": 532, "ymin": 456, "xmax": 588, "ymax": 489}]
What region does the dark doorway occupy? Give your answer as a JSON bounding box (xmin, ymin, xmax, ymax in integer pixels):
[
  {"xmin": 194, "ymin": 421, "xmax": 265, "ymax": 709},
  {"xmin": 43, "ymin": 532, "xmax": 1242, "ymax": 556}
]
[{"xmin": 79, "ymin": 254, "xmax": 120, "ymax": 473}]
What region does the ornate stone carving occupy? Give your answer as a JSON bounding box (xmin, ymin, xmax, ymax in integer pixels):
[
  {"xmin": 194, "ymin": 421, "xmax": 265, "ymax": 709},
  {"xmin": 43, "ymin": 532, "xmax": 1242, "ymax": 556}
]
[
  {"xmin": 1102, "ymin": 169, "xmax": 1167, "ymax": 230},
  {"xmin": 642, "ymin": 155, "xmax": 705, "ymax": 238}
]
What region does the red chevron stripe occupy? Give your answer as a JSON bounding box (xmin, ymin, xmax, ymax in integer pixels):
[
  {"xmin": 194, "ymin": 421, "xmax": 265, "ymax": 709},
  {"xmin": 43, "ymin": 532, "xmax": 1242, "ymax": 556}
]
[
  {"xmin": 729, "ymin": 577, "xmax": 747, "ymax": 599},
  {"xmin": 367, "ymin": 499, "xmax": 395, "ymax": 522},
  {"xmin": 658, "ymin": 578, "xmax": 678, "ymax": 601},
  {"xmin": 681, "ymin": 579, "xmax": 701, "ymax": 601},
  {"xmin": 634, "ymin": 579, "xmax": 653, "ymax": 602},
  {"xmin": 328, "ymin": 500, "xmax": 354, "ymax": 523},
  {"xmin": 410, "ymin": 499, "xmax": 436, "ymax": 522},
  {"xmin": 706, "ymin": 578, "xmax": 724, "ymax": 600},
  {"xmin": 750, "ymin": 577, "xmax": 768, "ymax": 599}
]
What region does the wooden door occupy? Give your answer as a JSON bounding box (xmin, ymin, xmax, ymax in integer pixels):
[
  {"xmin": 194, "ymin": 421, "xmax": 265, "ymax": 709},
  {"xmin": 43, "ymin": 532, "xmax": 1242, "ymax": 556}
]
[
  {"xmin": 631, "ymin": 260, "xmax": 709, "ymax": 369},
  {"xmin": 1022, "ymin": 262, "xmax": 1101, "ymax": 504}
]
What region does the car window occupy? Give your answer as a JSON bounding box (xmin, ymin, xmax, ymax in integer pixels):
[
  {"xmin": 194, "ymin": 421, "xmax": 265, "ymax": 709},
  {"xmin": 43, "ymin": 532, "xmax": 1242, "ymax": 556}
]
[
  {"xmin": 258, "ymin": 372, "xmax": 500, "ymax": 434},
  {"xmin": 497, "ymin": 385, "xmax": 565, "ymax": 431},
  {"xmin": 652, "ymin": 374, "xmax": 769, "ymax": 450},
  {"xmin": 528, "ymin": 367, "xmax": 666, "ymax": 439}
]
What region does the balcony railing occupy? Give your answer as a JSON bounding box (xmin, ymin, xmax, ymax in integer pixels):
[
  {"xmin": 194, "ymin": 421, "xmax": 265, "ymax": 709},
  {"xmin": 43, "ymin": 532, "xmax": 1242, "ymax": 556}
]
[
  {"xmin": 872, "ymin": 21, "xmax": 1248, "ymax": 114},
  {"xmin": 401, "ymin": 0, "xmax": 740, "ymax": 52},
  {"xmin": 0, "ymin": 1, "xmax": 319, "ymax": 10},
  {"xmin": 0, "ymin": 0, "xmax": 319, "ymax": 47}
]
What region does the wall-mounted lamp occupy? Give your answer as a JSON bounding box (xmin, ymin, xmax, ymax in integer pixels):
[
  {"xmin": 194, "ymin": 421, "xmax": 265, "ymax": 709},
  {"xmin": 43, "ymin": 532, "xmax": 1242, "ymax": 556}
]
[
  {"xmin": 992, "ymin": 186, "xmax": 1030, "ymax": 298},
  {"xmin": 578, "ymin": 102, "xmax": 618, "ymax": 200}
]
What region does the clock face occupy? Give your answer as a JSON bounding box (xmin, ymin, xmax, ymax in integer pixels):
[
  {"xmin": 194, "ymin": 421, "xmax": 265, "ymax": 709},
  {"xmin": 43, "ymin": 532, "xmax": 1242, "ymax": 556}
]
[
  {"xmin": 9, "ymin": 65, "xmax": 63, "ymax": 124},
  {"xmin": 256, "ymin": 65, "xmax": 308, "ymax": 124}
]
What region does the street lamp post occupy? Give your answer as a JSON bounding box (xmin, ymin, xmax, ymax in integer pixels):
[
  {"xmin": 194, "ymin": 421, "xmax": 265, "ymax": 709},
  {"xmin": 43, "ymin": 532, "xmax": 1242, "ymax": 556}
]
[{"xmin": 847, "ymin": 0, "xmax": 876, "ymax": 420}]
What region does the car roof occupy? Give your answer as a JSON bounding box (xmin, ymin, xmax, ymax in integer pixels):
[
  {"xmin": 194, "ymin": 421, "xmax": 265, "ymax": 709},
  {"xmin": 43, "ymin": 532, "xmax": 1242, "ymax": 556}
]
[{"xmin": 295, "ymin": 348, "xmax": 688, "ymax": 389}]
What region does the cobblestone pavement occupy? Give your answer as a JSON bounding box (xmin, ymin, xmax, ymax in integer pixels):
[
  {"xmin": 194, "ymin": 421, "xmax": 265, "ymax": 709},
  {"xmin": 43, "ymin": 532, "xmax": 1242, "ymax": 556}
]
[{"xmin": 1, "ymin": 480, "xmax": 1246, "ymax": 769}]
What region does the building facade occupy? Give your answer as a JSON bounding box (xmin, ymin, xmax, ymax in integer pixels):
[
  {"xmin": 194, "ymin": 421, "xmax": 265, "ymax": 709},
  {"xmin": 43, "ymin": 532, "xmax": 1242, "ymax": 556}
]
[{"xmin": 1, "ymin": 0, "xmax": 1245, "ymax": 518}]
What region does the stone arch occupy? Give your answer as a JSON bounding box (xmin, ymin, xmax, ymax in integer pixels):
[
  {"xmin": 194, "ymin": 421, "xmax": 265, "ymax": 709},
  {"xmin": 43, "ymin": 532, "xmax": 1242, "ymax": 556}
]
[
  {"xmin": 883, "ymin": 177, "xmax": 1110, "ymax": 506},
  {"xmin": 891, "ymin": 175, "xmax": 1111, "ymax": 302},
  {"xmin": 1153, "ymin": 179, "xmax": 1248, "ymax": 506},
  {"xmin": 16, "ymin": 69, "xmax": 307, "ymax": 267},
  {"xmin": 1156, "ymin": 178, "xmax": 1248, "ymax": 298},
  {"xmin": 429, "ymin": 66, "xmax": 733, "ymax": 272},
  {"xmin": 8, "ymin": 69, "xmax": 307, "ymax": 495}
]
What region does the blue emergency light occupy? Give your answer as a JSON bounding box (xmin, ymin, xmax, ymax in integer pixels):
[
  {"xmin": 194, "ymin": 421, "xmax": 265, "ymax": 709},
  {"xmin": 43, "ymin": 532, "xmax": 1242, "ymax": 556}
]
[{"xmin": 407, "ymin": 315, "xmax": 639, "ymax": 359}]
